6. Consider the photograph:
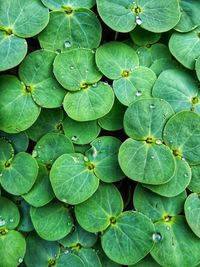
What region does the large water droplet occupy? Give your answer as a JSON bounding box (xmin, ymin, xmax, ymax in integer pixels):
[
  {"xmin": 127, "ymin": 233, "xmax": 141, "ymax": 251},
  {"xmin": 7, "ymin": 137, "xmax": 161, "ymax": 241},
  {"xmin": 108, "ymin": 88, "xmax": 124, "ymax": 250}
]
[
  {"xmin": 152, "ymin": 232, "xmax": 162, "ymax": 242},
  {"xmin": 136, "ymin": 90, "xmax": 142, "ymax": 97},
  {"xmin": 71, "ymin": 136, "xmax": 78, "ymax": 142},
  {"xmin": 64, "ymin": 40, "xmax": 72, "ymax": 48},
  {"xmin": 0, "ymin": 218, "xmax": 6, "ymax": 226},
  {"xmin": 135, "ymin": 16, "xmax": 142, "ymax": 25}
]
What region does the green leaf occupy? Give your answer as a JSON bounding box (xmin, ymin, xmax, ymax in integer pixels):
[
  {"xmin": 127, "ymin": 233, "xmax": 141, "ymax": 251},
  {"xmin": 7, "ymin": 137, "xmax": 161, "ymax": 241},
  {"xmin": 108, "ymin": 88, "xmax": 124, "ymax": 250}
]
[
  {"xmin": 129, "ymin": 254, "xmax": 161, "ymax": 267},
  {"xmin": 144, "ymin": 156, "xmax": 191, "ymax": 197},
  {"xmin": 185, "ymin": 193, "xmax": 200, "ymax": 238},
  {"xmin": 41, "ymin": 0, "xmax": 96, "ymax": 10},
  {"xmin": 32, "ymin": 132, "xmax": 74, "ymax": 165},
  {"xmin": 0, "ymin": 230, "xmax": 26, "ymax": 267},
  {"xmin": 101, "ymin": 211, "xmax": 155, "ymax": 265},
  {"xmin": 150, "ymin": 58, "xmax": 179, "ymax": 76},
  {"xmin": 54, "ymin": 48, "xmax": 102, "ymax": 91},
  {"xmin": 85, "ymin": 136, "xmax": 124, "ymax": 183},
  {"xmin": 188, "ymin": 165, "xmax": 200, "ymax": 193},
  {"xmin": 0, "ymin": 152, "xmax": 38, "ymax": 195},
  {"xmin": 95, "ymin": 244, "xmax": 121, "ymax": 267},
  {"xmin": 0, "ymin": 196, "xmax": 20, "ymax": 230},
  {"xmin": 30, "ymin": 200, "xmax": 73, "ymax": 241},
  {"xmin": 74, "ymin": 248, "xmax": 102, "ymax": 267},
  {"xmin": 0, "ymin": 131, "xmax": 29, "ymax": 153},
  {"xmin": 63, "ymin": 82, "xmax": 114, "ymax": 121},
  {"xmin": 38, "ymin": 9, "xmax": 101, "ymax": 51},
  {"xmin": 0, "ymin": 138, "xmax": 14, "ymax": 172},
  {"xmin": 26, "ymin": 108, "xmax": 64, "ymax": 142},
  {"xmin": 130, "ymin": 27, "xmax": 161, "ymax": 46},
  {"xmin": 15, "ymin": 198, "xmax": 34, "ymax": 232},
  {"xmin": 163, "ymin": 111, "xmax": 200, "ymax": 164},
  {"xmin": 23, "ymin": 164, "xmax": 55, "ymax": 208},
  {"xmin": 124, "ymin": 98, "xmax": 174, "ymax": 140},
  {"xmin": 0, "ymin": 75, "xmax": 41, "ymax": 133},
  {"xmin": 63, "ymin": 117, "xmax": 100, "ymax": 145},
  {"xmin": 98, "ymin": 98, "xmax": 126, "ymax": 131},
  {"xmin": 113, "ymin": 67, "xmax": 156, "ymax": 106},
  {"xmin": 95, "ymin": 41, "xmax": 139, "ymax": 80},
  {"xmin": 133, "ymin": 184, "xmax": 186, "ymax": 222},
  {"xmin": 50, "ymin": 153, "xmax": 99, "ymax": 204},
  {"xmin": 174, "ymin": 0, "xmax": 200, "ymax": 33},
  {"xmin": 59, "ymin": 222, "xmax": 97, "ymax": 248},
  {"xmin": 0, "ymin": 0, "xmax": 49, "ymax": 38},
  {"xmin": 151, "ymin": 216, "xmax": 200, "ymax": 267},
  {"xmin": 152, "ymin": 69, "xmax": 199, "ymax": 113},
  {"xmin": 96, "ymin": 0, "xmax": 180, "ymax": 33},
  {"xmin": 195, "ymin": 55, "xmax": 200, "ymax": 81},
  {"xmin": 75, "ymin": 183, "xmax": 123, "ymax": 233},
  {"xmin": 24, "ymin": 232, "xmax": 60, "ymax": 267},
  {"xmin": 0, "ymin": 32, "xmax": 27, "ymax": 71},
  {"xmin": 169, "ymin": 26, "xmax": 200, "ymax": 69},
  {"xmin": 57, "ymin": 253, "xmax": 85, "ymax": 267},
  {"xmin": 19, "ymin": 50, "xmax": 66, "ymax": 108},
  {"xmin": 119, "ymin": 138, "xmax": 175, "ymax": 185}
]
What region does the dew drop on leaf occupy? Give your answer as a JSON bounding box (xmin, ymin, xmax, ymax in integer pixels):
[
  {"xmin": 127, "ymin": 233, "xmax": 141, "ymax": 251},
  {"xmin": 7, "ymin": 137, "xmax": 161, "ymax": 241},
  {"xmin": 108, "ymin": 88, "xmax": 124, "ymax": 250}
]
[
  {"xmin": 150, "ymin": 104, "xmax": 155, "ymax": 109},
  {"xmin": 135, "ymin": 16, "xmax": 142, "ymax": 25},
  {"xmin": 184, "ymin": 173, "xmax": 188, "ymax": 177},
  {"xmin": 152, "ymin": 232, "xmax": 162, "ymax": 242},
  {"xmin": 9, "ymin": 218, "xmax": 14, "ymax": 223},
  {"xmin": 166, "ymin": 226, "xmax": 170, "ymax": 230},
  {"xmin": 0, "ymin": 218, "xmax": 6, "ymax": 226},
  {"xmin": 92, "ymin": 83, "xmax": 98, "ymax": 88},
  {"xmin": 136, "ymin": 90, "xmax": 142, "ymax": 97},
  {"xmin": 155, "ymin": 140, "xmax": 162, "ymax": 145},
  {"xmin": 70, "ymin": 66, "xmax": 75, "ymax": 70},
  {"xmin": 64, "ymin": 40, "xmax": 72, "ymax": 48},
  {"xmin": 18, "ymin": 258, "xmax": 23, "ymax": 263},
  {"xmin": 85, "ymin": 69, "xmax": 89, "ymax": 73},
  {"xmin": 0, "ymin": 173, "xmax": 2, "ymax": 177},
  {"xmin": 151, "ymin": 155, "xmax": 155, "ymax": 159},
  {"xmin": 71, "ymin": 136, "xmax": 78, "ymax": 142}
]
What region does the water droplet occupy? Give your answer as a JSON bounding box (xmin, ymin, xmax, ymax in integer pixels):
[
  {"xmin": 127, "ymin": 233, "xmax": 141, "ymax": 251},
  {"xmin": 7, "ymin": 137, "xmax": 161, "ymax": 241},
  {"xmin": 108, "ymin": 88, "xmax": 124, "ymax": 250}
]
[
  {"xmin": 9, "ymin": 218, "xmax": 14, "ymax": 223},
  {"xmin": 184, "ymin": 173, "xmax": 188, "ymax": 177},
  {"xmin": 182, "ymin": 157, "xmax": 186, "ymax": 161},
  {"xmin": 156, "ymin": 140, "xmax": 162, "ymax": 145},
  {"xmin": 71, "ymin": 136, "xmax": 78, "ymax": 142},
  {"xmin": 38, "ymin": 145, "xmax": 41, "ymax": 149},
  {"xmin": 0, "ymin": 173, "xmax": 2, "ymax": 177},
  {"xmin": 85, "ymin": 69, "xmax": 89, "ymax": 73},
  {"xmin": 0, "ymin": 218, "xmax": 6, "ymax": 226},
  {"xmin": 137, "ymin": 51, "xmax": 141, "ymax": 55},
  {"xmin": 64, "ymin": 40, "xmax": 72, "ymax": 48},
  {"xmin": 135, "ymin": 16, "xmax": 142, "ymax": 25},
  {"xmin": 70, "ymin": 65, "xmax": 75, "ymax": 70},
  {"xmin": 136, "ymin": 90, "xmax": 142, "ymax": 97},
  {"xmin": 150, "ymin": 104, "xmax": 155, "ymax": 109},
  {"xmin": 92, "ymin": 83, "xmax": 98, "ymax": 88},
  {"xmin": 32, "ymin": 150, "xmax": 37, "ymax": 158},
  {"xmin": 18, "ymin": 258, "xmax": 23, "ymax": 263},
  {"xmin": 91, "ymin": 49, "xmax": 95, "ymax": 54},
  {"xmin": 103, "ymin": 81, "xmax": 109, "ymax": 85},
  {"xmin": 151, "ymin": 155, "xmax": 155, "ymax": 159},
  {"xmin": 166, "ymin": 226, "xmax": 170, "ymax": 230},
  {"xmin": 83, "ymin": 156, "xmax": 89, "ymax": 162},
  {"xmin": 169, "ymin": 140, "xmax": 173, "ymax": 144},
  {"xmin": 152, "ymin": 232, "xmax": 162, "ymax": 242}
]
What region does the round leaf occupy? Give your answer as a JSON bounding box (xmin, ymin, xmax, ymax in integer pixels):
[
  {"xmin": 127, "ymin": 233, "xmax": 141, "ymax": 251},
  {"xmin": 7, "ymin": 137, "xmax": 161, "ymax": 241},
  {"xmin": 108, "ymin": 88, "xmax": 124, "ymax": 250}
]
[
  {"xmin": 24, "ymin": 232, "xmax": 60, "ymax": 267},
  {"xmin": 169, "ymin": 27, "xmax": 200, "ymax": 69},
  {"xmin": 0, "ymin": 131, "xmax": 29, "ymax": 153},
  {"xmin": 185, "ymin": 193, "xmax": 200, "ymax": 238},
  {"xmin": 188, "ymin": 165, "xmax": 200, "ymax": 193},
  {"xmin": 0, "ymin": 196, "xmax": 20, "ymax": 230},
  {"xmin": 1, "ymin": 152, "xmax": 38, "ymax": 195},
  {"xmin": 57, "ymin": 253, "xmax": 85, "ymax": 267},
  {"xmin": 129, "ymin": 254, "xmax": 161, "ymax": 267},
  {"xmin": 19, "ymin": 50, "xmax": 66, "ymax": 108},
  {"xmin": 101, "ymin": 211, "xmax": 155, "ymax": 265},
  {"xmin": 0, "ymin": 32, "xmax": 27, "ymax": 71},
  {"xmin": 63, "ymin": 82, "xmax": 114, "ymax": 121},
  {"xmin": 163, "ymin": 111, "xmax": 200, "ymax": 164},
  {"xmin": 151, "ymin": 216, "xmax": 200, "ymax": 267},
  {"xmin": 152, "ymin": 69, "xmax": 199, "ymax": 113},
  {"xmin": 0, "ymin": 139, "xmax": 14, "ymax": 172},
  {"xmin": 0, "ymin": 75, "xmax": 41, "ymax": 133},
  {"xmin": 63, "ymin": 117, "xmax": 100, "ymax": 145},
  {"xmin": 85, "ymin": 136, "xmax": 124, "ymax": 183},
  {"xmin": 133, "ymin": 184, "xmax": 186, "ymax": 222},
  {"xmin": 119, "ymin": 138, "xmax": 175, "ymax": 185},
  {"xmin": 95, "ymin": 41, "xmax": 139, "ymax": 80},
  {"xmin": 0, "ymin": 230, "xmax": 26, "ymax": 267},
  {"xmin": 30, "ymin": 200, "xmax": 73, "ymax": 241},
  {"xmin": 75, "ymin": 248, "xmax": 101, "ymax": 267},
  {"xmin": 124, "ymin": 98, "xmax": 174, "ymax": 140},
  {"xmin": 75, "ymin": 183, "xmax": 123, "ymax": 233},
  {"xmin": 130, "ymin": 27, "xmax": 161, "ymax": 46},
  {"xmin": 50, "ymin": 153, "xmax": 99, "ymax": 205},
  {"xmin": 38, "ymin": 9, "xmax": 101, "ymax": 51}
]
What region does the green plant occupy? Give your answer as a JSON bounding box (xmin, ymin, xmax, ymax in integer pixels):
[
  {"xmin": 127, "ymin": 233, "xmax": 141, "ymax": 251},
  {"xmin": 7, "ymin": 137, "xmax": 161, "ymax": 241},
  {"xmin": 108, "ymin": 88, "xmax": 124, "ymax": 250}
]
[{"xmin": 1, "ymin": 0, "xmax": 200, "ymax": 266}]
